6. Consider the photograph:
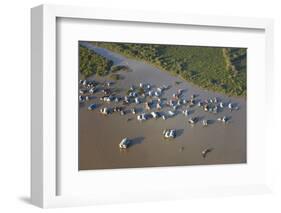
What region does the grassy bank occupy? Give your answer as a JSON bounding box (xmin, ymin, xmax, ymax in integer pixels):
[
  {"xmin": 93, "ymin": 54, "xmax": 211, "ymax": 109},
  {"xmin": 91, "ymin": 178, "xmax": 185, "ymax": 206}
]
[
  {"xmin": 91, "ymin": 42, "xmax": 247, "ymax": 96},
  {"xmin": 79, "ymin": 45, "xmax": 113, "ymax": 78}
]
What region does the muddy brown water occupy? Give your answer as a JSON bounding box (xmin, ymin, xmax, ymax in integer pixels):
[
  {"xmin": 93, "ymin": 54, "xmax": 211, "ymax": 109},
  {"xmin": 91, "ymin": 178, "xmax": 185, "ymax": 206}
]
[{"xmin": 78, "ymin": 41, "xmax": 246, "ymax": 170}]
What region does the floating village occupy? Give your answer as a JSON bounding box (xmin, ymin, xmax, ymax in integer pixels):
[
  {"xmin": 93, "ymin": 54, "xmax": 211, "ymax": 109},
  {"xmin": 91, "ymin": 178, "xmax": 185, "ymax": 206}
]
[
  {"xmin": 78, "ymin": 41, "xmax": 246, "ymax": 170},
  {"xmin": 79, "ymin": 77, "xmax": 240, "ymax": 158}
]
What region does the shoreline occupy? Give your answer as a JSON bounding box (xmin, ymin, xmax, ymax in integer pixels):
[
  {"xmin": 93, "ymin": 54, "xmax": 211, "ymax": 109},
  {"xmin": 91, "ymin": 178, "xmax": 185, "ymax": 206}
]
[{"xmin": 90, "ymin": 41, "xmax": 246, "ymax": 98}]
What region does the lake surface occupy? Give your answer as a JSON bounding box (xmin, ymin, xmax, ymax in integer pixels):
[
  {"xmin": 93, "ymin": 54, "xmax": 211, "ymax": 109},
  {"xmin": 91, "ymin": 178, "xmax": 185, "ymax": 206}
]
[{"xmin": 79, "ymin": 41, "xmax": 247, "ymax": 170}]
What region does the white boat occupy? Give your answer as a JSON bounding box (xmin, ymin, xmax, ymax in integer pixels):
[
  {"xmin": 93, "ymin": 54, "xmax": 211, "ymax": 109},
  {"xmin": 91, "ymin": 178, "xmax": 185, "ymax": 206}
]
[
  {"xmin": 148, "ymin": 91, "xmax": 154, "ymax": 97},
  {"xmin": 213, "ymin": 106, "xmax": 218, "ymax": 114},
  {"xmin": 178, "ymin": 89, "xmax": 183, "ymax": 95},
  {"xmin": 204, "ymin": 105, "xmax": 209, "ymax": 112},
  {"xmin": 151, "ymin": 111, "xmax": 159, "ymax": 119},
  {"xmin": 188, "ymin": 117, "xmax": 197, "ymax": 124},
  {"xmin": 168, "ymin": 100, "xmax": 174, "ymax": 107},
  {"xmin": 129, "ymin": 92, "xmax": 137, "ymax": 97},
  {"xmin": 228, "ymin": 103, "xmax": 233, "ymax": 111},
  {"xmin": 135, "ymin": 97, "xmax": 141, "ymax": 104},
  {"xmin": 137, "ymin": 113, "xmax": 148, "ymax": 121},
  {"xmin": 113, "ymin": 107, "xmax": 123, "ymax": 112},
  {"xmin": 163, "ymin": 85, "xmax": 169, "ymax": 90},
  {"xmin": 182, "ymin": 110, "xmax": 188, "ymax": 116},
  {"xmin": 106, "ymin": 81, "xmax": 113, "ymax": 87},
  {"xmin": 87, "ymin": 103, "xmax": 97, "ymax": 111},
  {"xmin": 89, "ymin": 87, "xmax": 97, "ymax": 94},
  {"xmin": 104, "ymin": 96, "xmax": 114, "ymax": 102},
  {"xmin": 100, "ymin": 107, "xmax": 110, "ymax": 115},
  {"xmin": 217, "ymin": 116, "xmax": 228, "ymax": 123},
  {"xmin": 79, "ymin": 95, "xmax": 84, "ymax": 103},
  {"xmin": 157, "ymin": 87, "xmax": 163, "ymax": 93},
  {"xmin": 168, "ymin": 110, "xmax": 176, "ymax": 116},
  {"xmin": 82, "ymin": 80, "xmax": 87, "ymax": 86},
  {"xmin": 202, "ymin": 119, "xmax": 208, "ymax": 126},
  {"xmin": 163, "ymin": 129, "xmax": 176, "ymax": 139},
  {"xmin": 155, "ymin": 91, "xmax": 160, "ymax": 97},
  {"xmin": 119, "ymin": 138, "xmax": 131, "ymax": 149},
  {"xmin": 124, "ymin": 96, "xmax": 130, "ymax": 103},
  {"xmin": 202, "ymin": 148, "xmax": 212, "ymax": 158},
  {"xmin": 79, "ymin": 89, "xmax": 87, "ymax": 94},
  {"xmin": 172, "ymin": 105, "xmax": 178, "ymax": 110}
]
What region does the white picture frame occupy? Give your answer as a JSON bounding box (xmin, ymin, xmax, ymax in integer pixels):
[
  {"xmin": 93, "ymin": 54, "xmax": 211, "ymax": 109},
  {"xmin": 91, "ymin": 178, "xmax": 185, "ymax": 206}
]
[{"xmin": 31, "ymin": 4, "xmax": 274, "ymax": 208}]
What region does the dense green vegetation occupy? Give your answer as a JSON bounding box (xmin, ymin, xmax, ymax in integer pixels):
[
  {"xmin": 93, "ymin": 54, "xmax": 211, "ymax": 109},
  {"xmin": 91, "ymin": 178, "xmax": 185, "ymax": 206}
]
[
  {"xmin": 79, "ymin": 45, "xmax": 113, "ymax": 78},
  {"xmin": 223, "ymin": 48, "xmax": 247, "ymax": 94},
  {"xmin": 92, "ymin": 42, "xmax": 247, "ymax": 96}
]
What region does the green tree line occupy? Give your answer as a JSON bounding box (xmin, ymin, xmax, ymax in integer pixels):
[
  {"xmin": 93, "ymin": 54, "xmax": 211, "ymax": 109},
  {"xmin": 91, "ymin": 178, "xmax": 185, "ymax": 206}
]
[
  {"xmin": 79, "ymin": 45, "xmax": 113, "ymax": 78},
  {"xmin": 92, "ymin": 42, "xmax": 247, "ymax": 96}
]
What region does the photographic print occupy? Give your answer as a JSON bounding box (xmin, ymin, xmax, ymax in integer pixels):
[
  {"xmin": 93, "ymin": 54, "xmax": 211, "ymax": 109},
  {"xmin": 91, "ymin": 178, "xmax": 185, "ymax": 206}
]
[{"xmin": 78, "ymin": 41, "xmax": 246, "ymax": 170}]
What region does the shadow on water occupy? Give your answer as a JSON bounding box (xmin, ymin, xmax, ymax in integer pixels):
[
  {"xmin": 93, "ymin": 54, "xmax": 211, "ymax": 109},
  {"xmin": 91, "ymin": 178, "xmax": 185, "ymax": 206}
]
[
  {"xmin": 188, "ymin": 109, "xmax": 195, "ymax": 115},
  {"xmin": 208, "ymin": 119, "xmax": 216, "ymax": 125},
  {"xmin": 165, "ymin": 85, "xmax": 172, "ymax": 91},
  {"xmin": 197, "ymin": 115, "xmax": 205, "ymax": 122},
  {"xmin": 89, "ymin": 95, "xmax": 97, "ymax": 100},
  {"xmin": 176, "ymin": 129, "xmax": 184, "ymax": 137},
  {"xmin": 173, "ymin": 110, "xmax": 181, "ymax": 116},
  {"xmin": 127, "ymin": 117, "xmax": 134, "ymax": 122},
  {"xmin": 130, "ymin": 136, "xmax": 145, "ymax": 147},
  {"xmin": 226, "ymin": 116, "xmax": 232, "ymax": 123},
  {"xmin": 202, "ymin": 147, "xmax": 214, "ymax": 159}
]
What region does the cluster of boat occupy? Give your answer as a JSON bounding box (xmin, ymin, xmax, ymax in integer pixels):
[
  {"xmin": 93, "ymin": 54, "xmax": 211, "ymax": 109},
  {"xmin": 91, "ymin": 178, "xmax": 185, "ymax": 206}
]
[{"xmin": 79, "ymin": 78, "xmax": 239, "ymax": 150}]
